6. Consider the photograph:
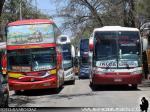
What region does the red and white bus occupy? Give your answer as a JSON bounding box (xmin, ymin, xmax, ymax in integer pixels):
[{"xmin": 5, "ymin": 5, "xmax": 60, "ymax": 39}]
[
  {"xmin": 6, "ymin": 19, "xmax": 64, "ymax": 93},
  {"xmin": 89, "ymin": 26, "xmax": 143, "ymax": 89}
]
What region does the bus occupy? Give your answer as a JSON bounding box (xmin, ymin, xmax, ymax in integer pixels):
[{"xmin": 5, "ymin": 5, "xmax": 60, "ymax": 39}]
[
  {"xmin": 89, "ymin": 26, "xmax": 143, "ymax": 89},
  {"xmin": 57, "ymin": 35, "xmax": 75, "ymax": 84},
  {"xmin": 140, "ymin": 22, "xmax": 150, "ymax": 78},
  {"xmin": 6, "ymin": 19, "xmax": 64, "ymax": 93},
  {"xmin": 0, "ymin": 42, "xmax": 9, "ymax": 107},
  {"xmin": 79, "ymin": 39, "xmax": 90, "ymax": 79}
]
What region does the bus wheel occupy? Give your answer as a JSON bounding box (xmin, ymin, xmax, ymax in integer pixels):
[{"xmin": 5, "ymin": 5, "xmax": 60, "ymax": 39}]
[
  {"xmin": 70, "ymin": 80, "xmax": 75, "ymax": 85},
  {"xmin": 132, "ymin": 84, "xmax": 137, "ymax": 90},
  {"xmin": 15, "ymin": 90, "xmax": 22, "ymax": 95},
  {"xmin": 90, "ymin": 82, "xmax": 97, "ymax": 91},
  {"xmin": 4, "ymin": 95, "xmax": 9, "ymax": 107}
]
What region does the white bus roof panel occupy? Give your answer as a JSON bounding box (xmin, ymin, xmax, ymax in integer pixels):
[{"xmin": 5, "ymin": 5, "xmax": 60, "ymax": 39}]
[{"xmin": 94, "ymin": 26, "xmax": 139, "ymax": 32}]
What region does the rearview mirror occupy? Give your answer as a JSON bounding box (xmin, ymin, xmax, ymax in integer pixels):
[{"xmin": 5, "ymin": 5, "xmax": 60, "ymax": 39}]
[{"xmin": 142, "ymin": 38, "xmax": 148, "ymax": 51}]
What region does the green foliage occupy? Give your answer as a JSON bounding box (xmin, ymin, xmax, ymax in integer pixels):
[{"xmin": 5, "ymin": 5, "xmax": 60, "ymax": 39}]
[
  {"xmin": 1, "ymin": 0, "xmax": 51, "ymax": 23},
  {"xmin": 137, "ymin": 0, "xmax": 150, "ymax": 21}
]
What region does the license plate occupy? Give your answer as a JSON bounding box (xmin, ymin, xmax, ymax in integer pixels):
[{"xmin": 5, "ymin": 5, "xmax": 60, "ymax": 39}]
[
  {"xmin": 114, "ymin": 78, "xmax": 122, "ymax": 82},
  {"xmin": 43, "ymin": 83, "xmax": 51, "ymax": 86}
]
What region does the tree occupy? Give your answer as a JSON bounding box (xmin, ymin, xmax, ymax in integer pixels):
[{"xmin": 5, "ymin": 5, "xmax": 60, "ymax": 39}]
[
  {"xmin": 137, "ymin": 0, "xmax": 150, "ymax": 24},
  {"xmin": 0, "ymin": 0, "xmax": 5, "ymax": 17},
  {"xmin": 54, "ymin": 0, "xmax": 111, "ymax": 37},
  {"xmin": 1, "ymin": 0, "xmax": 51, "ymax": 23},
  {"xmin": 0, "ymin": 0, "xmax": 51, "ymax": 41},
  {"xmin": 123, "ymin": 0, "xmax": 136, "ymax": 27}
]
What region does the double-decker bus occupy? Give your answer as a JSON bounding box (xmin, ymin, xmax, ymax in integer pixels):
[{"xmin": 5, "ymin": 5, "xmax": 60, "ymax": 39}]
[
  {"xmin": 6, "ymin": 19, "xmax": 64, "ymax": 93},
  {"xmin": 89, "ymin": 26, "xmax": 143, "ymax": 89},
  {"xmin": 79, "ymin": 39, "xmax": 90, "ymax": 79},
  {"xmin": 57, "ymin": 35, "xmax": 75, "ymax": 84}
]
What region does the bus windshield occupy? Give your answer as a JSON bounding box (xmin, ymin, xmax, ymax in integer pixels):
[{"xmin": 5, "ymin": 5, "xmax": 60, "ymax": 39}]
[
  {"xmin": 8, "ymin": 48, "xmax": 56, "ymax": 72},
  {"xmin": 7, "ymin": 24, "xmax": 55, "ymax": 45},
  {"xmin": 61, "ymin": 44, "xmax": 72, "ymax": 69},
  {"xmin": 81, "ymin": 56, "xmax": 89, "ymax": 66},
  {"xmin": 80, "ymin": 39, "xmax": 89, "ymax": 52},
  {"xmin": 94, "ymin": 31, "xmax": 141, "ymax": 68}
]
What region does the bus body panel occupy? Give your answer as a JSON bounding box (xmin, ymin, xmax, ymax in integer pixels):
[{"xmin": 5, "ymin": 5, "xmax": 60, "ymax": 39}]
[
  {"xmin": 64, "ymin": 67, "xmax": 75, "ymax": 81},
  {"xmin": 9, "ymin": 76, "xmax": 57, "ymax": 90},
  {"xmin": 90, "ymin": 26, "xmax": 143, "ymax": 87},
  {"xmin": 92, "ymin": 74, "xmax": 142, "ymax": 85},
  {"xmin": 79, "ymin": 39, "xmax": 90, "ymax": 78},
  {"xmin": 57, "ymin": 35, "xmax": 75, "ymax": 83},
  {"xmin": 7, "ymin": 19, "xmax": 63, "ymax": 91}
]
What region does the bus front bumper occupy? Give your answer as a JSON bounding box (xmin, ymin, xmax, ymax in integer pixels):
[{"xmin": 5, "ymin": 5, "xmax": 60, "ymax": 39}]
[
  {"xmin": 9, "ymin": 77, "xmax": 58, "ymax": 91},
  {"xmin": 64, "ymin": 72, "xmax": 75, "ymax": 82},
  {"xmin": 92, "ymin": 74, "xmax": 142, "ymax": 85}
]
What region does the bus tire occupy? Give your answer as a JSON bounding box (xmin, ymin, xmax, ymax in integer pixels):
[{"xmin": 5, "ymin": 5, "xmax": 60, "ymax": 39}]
[
  {"xmin": 90, "ymin": 81, "xmax": 97, "ymax": 91},
  {"xmin": 15, "ymin": 90, "xmax": 22, "ymax": 95},
  {"xmin": 70, "ymin": 80, "xmax": 75, "ymax": 85},
  {"xmin": 132, "ymin": 84, "xmax": 137, "ymax": 90},
  {"xmin": 4, "ymin": 96, "xmax": 9, "ymax": 107}
]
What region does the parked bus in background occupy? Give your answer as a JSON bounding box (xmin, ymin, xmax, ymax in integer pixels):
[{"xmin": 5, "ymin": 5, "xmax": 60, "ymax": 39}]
[
  {"xmin": 74, "ymin": 47, "xmax": 80, "ymax": 75},
  {"xmin": 140, "ymin": 22, "xmax": 150, "ymax": 79},
  {"xmin": 6, "ymin": 19, "xmax": 64, "ymax": 94},
  {"xmin": 57, "ymin": 35, "xmax": 75, "ymax": 84},
  {"xmin": 79, "ymin": 39, "xmax": 90, "ymax": 79},
  {"xmin": 0, "ymin": 42, "xmax": 9, "ymax": 107},
  {"xmin": 89, "ymin": 26, "xmax": 143, "ymax": 89}
]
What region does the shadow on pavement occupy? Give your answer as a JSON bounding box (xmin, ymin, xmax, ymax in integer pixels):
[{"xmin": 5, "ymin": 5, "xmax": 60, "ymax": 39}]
[
  {"xmin": 64, "ymin": 81, "xmax": 75, "ymax": 86},
  {"xmin": 89, "ymin": 84, "xmax": 141, "ymax": 91},
  {"xmin": 78, "ymin": 77, "xmax": 89, "ymax": 80},
  {"xmin": 12, "ymin": 87, "xmax": 64, "ymax": 96}
]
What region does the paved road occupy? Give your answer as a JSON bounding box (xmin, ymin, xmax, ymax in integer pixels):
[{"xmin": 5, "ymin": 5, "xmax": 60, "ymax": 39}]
[{"xmin": 9, "ymin": 78, "xmax": 150, "ymax": 111}]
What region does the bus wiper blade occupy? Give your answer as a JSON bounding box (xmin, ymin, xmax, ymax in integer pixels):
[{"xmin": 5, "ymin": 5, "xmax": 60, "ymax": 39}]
[
  {"xmin": 106, "ymin": 65, "xmax": 110, "ymax": 69},
  {"xmin": 96, "ymin": 55, "xmax": 117, "ymax": 60},
  {"xmin": 126, "ymin": 64, "xmax": 130, "ymax": 69}
]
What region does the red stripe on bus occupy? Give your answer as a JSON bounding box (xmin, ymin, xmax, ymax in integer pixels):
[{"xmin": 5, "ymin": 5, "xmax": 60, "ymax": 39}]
[{"xmin": 7, "ymin": 43, "xmax": 56, "ymax": 50}]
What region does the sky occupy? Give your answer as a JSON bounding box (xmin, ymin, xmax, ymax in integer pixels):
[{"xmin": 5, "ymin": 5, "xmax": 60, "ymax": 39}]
[
  {"xmin": 32, "ymin": 0, "xmax": 64, "ymax": 28},
  {"xmin": 31, "ymin": 0, "xmax": 73, "ymax": 37}
]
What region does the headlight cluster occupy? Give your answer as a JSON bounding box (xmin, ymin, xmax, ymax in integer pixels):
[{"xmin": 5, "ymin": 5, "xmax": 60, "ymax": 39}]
[
  {"xmin": 94, "ymin": 70, "xmax": 105, "ymax": 75},
  {"xmin": 131, "ymin": 70, "xmax": 142, "ymax": 75}
]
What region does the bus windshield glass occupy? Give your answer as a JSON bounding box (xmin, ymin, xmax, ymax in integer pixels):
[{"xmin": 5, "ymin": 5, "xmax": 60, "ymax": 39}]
[
  {"xmin": 8, "ymin": 48, "xmax": 56, "ymax": 72},
  {"xmin": 80, "ymin": 39, "xmax": 89, "ymax": 52},
  {"xmin": 61, "ymin": 44, "xmax": 72, "ymax": 69},
  {"xmin": 7, "ymin": 24, "xmax": 54, "ymax": 45},
  {"xmin": 94, "ymin": 31, "xmax": 141, "ymax": 68}
]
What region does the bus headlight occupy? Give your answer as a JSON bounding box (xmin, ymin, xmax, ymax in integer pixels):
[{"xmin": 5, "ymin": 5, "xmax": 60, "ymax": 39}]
[
  {"xmin": 48, "ymin": 69, "xmax": 56, "ymax": 75},
  {"xmin": 94, "ymin": 70, "xmax": 105, "ymax": 75},
  {"xmin": 131, "ymin": 70, "xmax": 142, "ymax": 75}
]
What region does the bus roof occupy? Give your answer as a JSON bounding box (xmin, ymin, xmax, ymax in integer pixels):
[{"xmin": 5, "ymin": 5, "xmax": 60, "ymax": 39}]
[
  {"xmin": 57, "ymin": 35, "xmax": 71, "ymax": 44},
  {"xmin": 0, "ymin": 42, "xmax": 6, "ymax": 49},
  {"xmin": 94, "ymin": 26, "xmax": 139, "ymax": 32},
  {"xmin": 8, "ymin": 19, "xmax": 54, "ymax": 26}
]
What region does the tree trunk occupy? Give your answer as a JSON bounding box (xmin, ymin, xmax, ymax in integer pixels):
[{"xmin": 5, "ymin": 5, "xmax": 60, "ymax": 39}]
[
  {"xmin": 123, "ymin": 0, "xmax": 136, "ymax": 27},
  {"xmin": 0, "ymin": 0, "xmax": 5, "ymax": 17},
  {"xmin": 83, "ymin": 0, "xmax": 103, "ymax": 26}
]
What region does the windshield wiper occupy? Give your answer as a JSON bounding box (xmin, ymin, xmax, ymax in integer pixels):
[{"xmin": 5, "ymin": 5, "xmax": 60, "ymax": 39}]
[
  {"xmin": 96, "ymin": 55, "xmax": 117, "ymax": 60},
  {"xmin": 126, "ymin": 63, "xmax": 130, "ymax": 69}
]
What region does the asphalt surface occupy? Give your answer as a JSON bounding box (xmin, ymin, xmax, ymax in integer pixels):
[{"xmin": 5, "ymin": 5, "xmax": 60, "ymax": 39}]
[{"xmin": 8, "ymin": 77, "xmax": 150, "ymax": 111}]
